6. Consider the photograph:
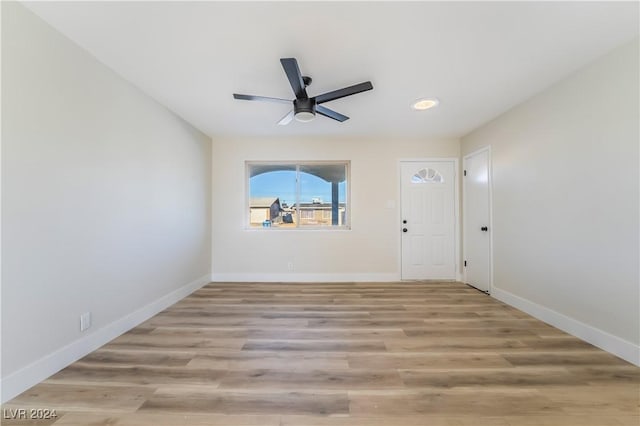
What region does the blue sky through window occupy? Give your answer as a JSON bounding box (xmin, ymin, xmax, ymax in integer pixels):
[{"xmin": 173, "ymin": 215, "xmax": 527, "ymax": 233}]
[{"xmin": 251, "ymin": 170, "xmax": 346, "ymax": 206}]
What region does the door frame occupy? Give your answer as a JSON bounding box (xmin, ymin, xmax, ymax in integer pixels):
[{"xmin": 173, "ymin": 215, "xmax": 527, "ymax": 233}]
[
  {"xmin": 398, "ymin": 158, "xmax": 460, "ymax": 281},
  {"xmin": 462, "ymin": 146, "xmax": 493, "ymax": 293}
]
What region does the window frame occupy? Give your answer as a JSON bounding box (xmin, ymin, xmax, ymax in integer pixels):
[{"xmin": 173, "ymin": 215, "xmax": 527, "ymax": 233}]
[{"xmin": 245, "ymin": 160, "xmax": 351, "ymax": 231}]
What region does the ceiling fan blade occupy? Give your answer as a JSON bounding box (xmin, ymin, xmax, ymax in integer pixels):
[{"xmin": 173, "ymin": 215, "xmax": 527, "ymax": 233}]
[
  {"xmin": 316, "ymin": 105, "xmax": 349, "ymax": 122},
  {"xmin": 280, "ymin": 58, "xmax": 308, "ymax": 99},
  {"xmin": 233, "ymin": 94, "xmax": 291, "ymax": 104},
  {"xmin": 277, "ymin": 110, "xmax": 295, "ymax": 125},
  {"xmin": 315, "ymin": 81, "xmax": 373, "ymax": 104}
]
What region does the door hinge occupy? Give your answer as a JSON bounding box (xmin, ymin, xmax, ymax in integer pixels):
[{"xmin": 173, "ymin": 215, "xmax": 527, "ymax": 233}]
[
  {"xmin": 464, "ymin": 260, "xmax": 467, "ymax": 267},
  {"xmin": 463, "ymin": 170, "xmax": 467, "ymax": 176}
]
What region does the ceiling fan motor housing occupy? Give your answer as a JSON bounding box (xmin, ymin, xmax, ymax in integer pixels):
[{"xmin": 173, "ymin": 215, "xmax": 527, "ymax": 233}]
[{"xmin": 294, "ymin": 98, "xmax": 316, "ymax": 122}]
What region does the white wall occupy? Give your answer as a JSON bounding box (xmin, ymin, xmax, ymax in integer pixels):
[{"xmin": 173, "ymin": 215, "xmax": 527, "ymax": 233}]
[
  {"xmin": 212, "ymin": 136, "xmax": 459, "ymax": 282},
  {"xmin": 1, "ymin": 3, "xmax": 212, "ymax": 401},
  {"xmin": 461, "ymin": 38, "xmax": 639, "ymax": 364}
]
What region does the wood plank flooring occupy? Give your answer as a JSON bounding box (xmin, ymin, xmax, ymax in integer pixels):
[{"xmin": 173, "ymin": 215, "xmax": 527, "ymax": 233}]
[{"xmin": 3, "ymin": 282, "xmax": 639, "ymax": 425}]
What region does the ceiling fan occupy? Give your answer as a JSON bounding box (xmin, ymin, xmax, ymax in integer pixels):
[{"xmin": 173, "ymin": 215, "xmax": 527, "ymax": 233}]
[{"xmin": 233, "ymin": 58, "xmax": 373, "ymax": 125}]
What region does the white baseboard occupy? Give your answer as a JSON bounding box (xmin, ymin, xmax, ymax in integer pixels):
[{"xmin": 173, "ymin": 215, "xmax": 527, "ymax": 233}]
[
  {"xmin": 0, "ymin": 274, "xmax": 211, "ymax": 404},
  {"xmin": 211, "ymin": 272, "xmax": 401, "ymax": 283},
  {"xmin": 491, "ymin": 286, "xmax": 640, "ymax": 366}
]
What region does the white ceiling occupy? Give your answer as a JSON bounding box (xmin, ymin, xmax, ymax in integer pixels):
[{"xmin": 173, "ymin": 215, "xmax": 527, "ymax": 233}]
[{"xmin": 24, "ymin": 1, "xmax": 639, "ymax": 139}]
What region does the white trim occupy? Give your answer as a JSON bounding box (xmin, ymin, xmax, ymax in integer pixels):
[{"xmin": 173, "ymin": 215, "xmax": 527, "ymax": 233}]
[
  {"xmin": 398, "ymin": 158, "xmax": 460, "ymax": 281},
  {"xmin": 0, "ymin": 274, "xmax": 211, "ymax": 404},
  {"xmin": 244, "ymin": 226, "xmax": 351, "ymax": 232},
  {"xmin": 492, "ymin": 286, "xmax": 640, "ymax": 366},
  {"xmin": 211, "ymin": 273, "xmax": 401, "ymax": 283},
  {"xmin": 462, "ymin": 146, "xmax": 493, "ymax": 293}
]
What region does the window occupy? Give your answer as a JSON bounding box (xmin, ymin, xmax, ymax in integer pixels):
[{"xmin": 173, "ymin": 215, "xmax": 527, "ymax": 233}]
[
  {"xmin": 411, "ymin": 167, "xmax": 444, "ymax": 183},
  {"xmin": 247, "ymin": 162, "xmax": 349, "ymax": 229},
  {"xmin": 300, "ymin": 210, "xmax": 315, "ymax": 220}
]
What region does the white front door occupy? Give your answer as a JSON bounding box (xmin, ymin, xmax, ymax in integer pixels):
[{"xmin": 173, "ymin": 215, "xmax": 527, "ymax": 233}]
[
  {"xmin": 463, "ymin": 148, "xmax": 491, "ymax": 292},
  {"xmin": 400, "ymin": 161, "xmax": 456, "ymax": 280}
]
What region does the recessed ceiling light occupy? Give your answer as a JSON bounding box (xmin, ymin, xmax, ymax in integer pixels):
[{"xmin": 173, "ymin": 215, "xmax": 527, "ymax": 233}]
[{"xmin": 412, "ymin": 98, "xmax": 439, "ymax": 111}]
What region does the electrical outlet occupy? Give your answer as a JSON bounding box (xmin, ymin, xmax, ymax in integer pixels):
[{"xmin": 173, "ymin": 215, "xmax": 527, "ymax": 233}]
[
  {"xmin": 287, "ymin": 261, "xmax": 294, "ymax": 272},
  {"xmin": 80, "ymin": 312, "xmax": 92, "ymax": 332}
]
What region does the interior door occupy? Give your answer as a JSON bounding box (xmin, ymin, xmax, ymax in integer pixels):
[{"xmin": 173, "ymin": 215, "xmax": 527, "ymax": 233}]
[
  {"xmin": 400, "ymin": 161, "xmax": 456, "ymax": 280},
  {"xmin": 463, "ymin": 148, "xmax": 491, "ymax": 292}
]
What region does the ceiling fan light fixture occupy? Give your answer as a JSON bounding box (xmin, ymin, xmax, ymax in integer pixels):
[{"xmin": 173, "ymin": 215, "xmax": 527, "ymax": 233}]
[
  {"xmin": 294, "ymin": 111, "xmax": 316, "ymax": 122},
  {"xmin": 412, "ymin": 98, "xmax": 439, "ymax": 110}
]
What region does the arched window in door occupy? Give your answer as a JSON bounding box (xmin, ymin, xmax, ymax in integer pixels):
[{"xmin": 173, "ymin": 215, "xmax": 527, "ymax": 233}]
[{"xmin": 411, "ymin": 167, "xmax": 444, "ymax": 183}]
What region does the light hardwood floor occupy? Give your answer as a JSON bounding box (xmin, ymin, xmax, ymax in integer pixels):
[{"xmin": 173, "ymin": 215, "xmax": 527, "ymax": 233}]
[{"xmin": 3, "ymin": 282, "xmax": 639, "ymax": 425}]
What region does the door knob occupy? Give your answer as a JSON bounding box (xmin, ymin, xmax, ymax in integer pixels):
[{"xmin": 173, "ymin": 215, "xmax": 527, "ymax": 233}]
[
  {"xmin": 481, "ymin": 226, "xmax": 488, "ymax": 231},
  {"xmin": 403, "ymin": 228, "xmax": 408, "ymax": 233},
  {"xmin": 402, "ymin": 220, "xmax": 407, "ymax": 224}
]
